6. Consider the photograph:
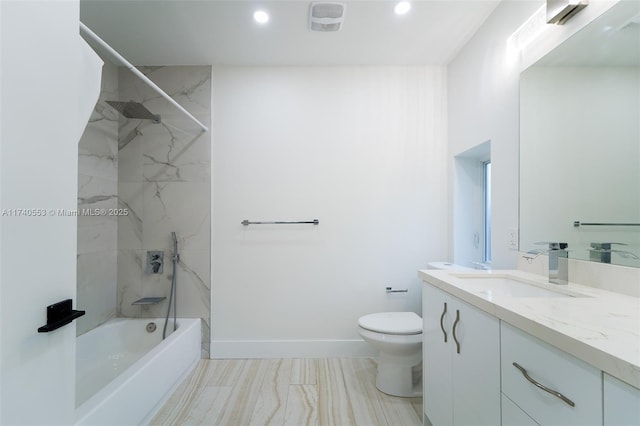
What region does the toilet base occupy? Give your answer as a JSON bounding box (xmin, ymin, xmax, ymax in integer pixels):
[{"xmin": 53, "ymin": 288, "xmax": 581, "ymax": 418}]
[{"xmin": 375, "ymin": 354, "xmax": 422, "ymax": 397}]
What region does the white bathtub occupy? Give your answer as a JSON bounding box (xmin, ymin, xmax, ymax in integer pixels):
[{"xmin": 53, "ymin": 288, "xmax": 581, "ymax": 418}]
[{"xmin": 75, "ymin": 318, "xmax": 201, "ymax": 426}]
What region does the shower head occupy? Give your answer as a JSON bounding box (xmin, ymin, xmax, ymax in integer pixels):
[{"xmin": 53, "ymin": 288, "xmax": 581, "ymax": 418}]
[
  {"xmin": 105, "ymin": 100, "xmax": 161, "ymax": 123},
  {"xmin": 170, "ymin": 232, "xmax": 179, "ymax": 260}
]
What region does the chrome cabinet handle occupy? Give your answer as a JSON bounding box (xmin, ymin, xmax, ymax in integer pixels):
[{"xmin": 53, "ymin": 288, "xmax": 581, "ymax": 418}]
[
  {"xmin": 512, "ymin": 362, "xmax": 575, "ymax": 407},
  {"xmin": 452, "ymin": 309, "xmax": 461, "ymax": 354},
  {"xmin": 439, "ymin": 302, "xmax": 448, "ymax": 343}
]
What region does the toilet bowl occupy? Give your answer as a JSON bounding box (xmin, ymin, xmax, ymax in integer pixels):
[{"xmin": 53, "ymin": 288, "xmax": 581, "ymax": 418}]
[{"xmin": 358, "ymin": 312, "xmax": 422, "ymax": 397}]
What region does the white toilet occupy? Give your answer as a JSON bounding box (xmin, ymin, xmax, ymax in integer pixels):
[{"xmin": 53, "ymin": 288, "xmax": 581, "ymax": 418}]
[
  {"xmin": 358, "ymin": 311, "xmax": 423, "ymax": 397},
  {"xmin": 358, "ymin": 263, "xmax": 473, "ymax": 397}
]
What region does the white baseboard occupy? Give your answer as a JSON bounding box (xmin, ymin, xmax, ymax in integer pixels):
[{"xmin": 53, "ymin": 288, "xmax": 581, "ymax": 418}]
[{"xmin": 210, "ymin": 339, "xmax": 376, "ymax": 359}]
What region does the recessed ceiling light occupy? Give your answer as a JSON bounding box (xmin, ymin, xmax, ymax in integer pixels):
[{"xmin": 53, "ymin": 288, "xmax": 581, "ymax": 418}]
[
  {"xmin": 394, "ymin": 1, "xmax": 411, "ymax": 15},
  {"xmin": 253, "ymin": 10, "xmax": 269, "ymax": 24}
]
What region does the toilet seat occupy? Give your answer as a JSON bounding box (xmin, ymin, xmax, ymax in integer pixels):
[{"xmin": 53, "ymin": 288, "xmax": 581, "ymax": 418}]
[{"xmin": 358, "ymin": 312, "xmax": 422, "ymax": 335}]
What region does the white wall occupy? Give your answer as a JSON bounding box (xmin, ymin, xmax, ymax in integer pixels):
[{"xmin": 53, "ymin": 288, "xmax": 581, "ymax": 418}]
[
  {"xmin": 448, "ymin": 0, "xmax": 542, "ymax": 269},
  {"xmin": 0, "ymin": 1, "xmax": 101, "ymax": 424},
  {"xmin": 211, "ymin": 66, "xmax": 447, "ymax": 357},
  {"xmin": 447, "ymin": 0, "xmax": 620, "ymax": 269}
]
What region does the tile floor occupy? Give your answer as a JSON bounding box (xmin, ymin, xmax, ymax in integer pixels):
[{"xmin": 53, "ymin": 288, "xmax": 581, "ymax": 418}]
[{"xmin": 151, "ymin": 358, "xmax": 423, "ymax": 426}]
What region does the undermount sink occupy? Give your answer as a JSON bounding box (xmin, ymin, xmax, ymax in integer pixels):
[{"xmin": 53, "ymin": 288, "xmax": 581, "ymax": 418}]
[{"xmin": 450, "ymin": 274, "xmax": 588, "ymax": 299}]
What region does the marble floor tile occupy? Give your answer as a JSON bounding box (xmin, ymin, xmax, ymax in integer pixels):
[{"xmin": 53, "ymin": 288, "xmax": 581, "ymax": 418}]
[
  {"xmin": 290, "ymin": 358, "xmax": 317, "ymax": 385},
  {"xmin": 316, "ymin": 358, "xmax": 357, "ymax": 426},
  {"xmin": 354, "ymin": 358, "xmax": 422, "ymax": 426},
  {"xmin": 338, "ymin": 358, "xmax": 389, "ymax": 426},
  {"xmin": 283, "ymin": 385, "xmax": 318, "ymax": 426},
  {"xmin": 150, "ymin": 358, "xmax": 422, "ymax": 426},
  {"xmin": 249, "ymin": 359, "xmax": 293, "ymax": 426},
  {"xmin": 410, "ymin": 398, "xmax": 423, "ymax": 421},
  {"xmin": 181, "ymin": 387, "xmax": 232, "ymax": 426},
  {"xmin": 215, "ymin": 359, "xmax": 270, "ymax": 426},
  {"xmin": 205, "ymin": 359, "xmax": 248, "ymax": 387}
]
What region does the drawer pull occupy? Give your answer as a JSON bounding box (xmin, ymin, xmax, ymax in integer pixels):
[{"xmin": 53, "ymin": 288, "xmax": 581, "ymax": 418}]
[
  {"xmin": 452, "ymin": 309, "xmax": 461, "ymax": 354},
  {"xmin": 512, "ymin": 362, "xmax": 575, "ymax": 407},
  {"xmin": 440, "ymin": 302, "xmax": 448, "ymax": 343}
]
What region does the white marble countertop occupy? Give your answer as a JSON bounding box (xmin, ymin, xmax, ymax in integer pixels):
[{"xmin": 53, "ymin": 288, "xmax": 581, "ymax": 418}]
[{"xmin": 419, "ymin": 269, "xmax": 640, "ymax": 389}]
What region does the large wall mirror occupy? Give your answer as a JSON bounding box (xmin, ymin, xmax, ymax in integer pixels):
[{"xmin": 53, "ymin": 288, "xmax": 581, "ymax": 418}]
[{"xmin": 520, "ymin": 1, "xmax": 640, "ymax": 267}]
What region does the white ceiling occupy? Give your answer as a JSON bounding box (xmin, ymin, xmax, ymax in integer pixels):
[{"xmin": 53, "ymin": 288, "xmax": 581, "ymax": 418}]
[{"xmin": 80, "ymin": 0, "xmax": 500, "ymax": 66}]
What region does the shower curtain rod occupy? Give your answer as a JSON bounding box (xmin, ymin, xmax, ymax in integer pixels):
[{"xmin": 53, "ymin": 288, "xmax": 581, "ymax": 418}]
[{"xmin": 79, "ymin": 22, "xmax": 209, "ymax": 133}]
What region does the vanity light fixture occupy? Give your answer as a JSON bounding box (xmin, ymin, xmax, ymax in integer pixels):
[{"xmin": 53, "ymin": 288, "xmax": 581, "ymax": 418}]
[
  {"xmin": 253, "ymin": 10, "xmax": 269, "ymax": 24},
  {"xmin": 546, "ymin": 0, "xmax": 588, "ymax": 25},
  {"xmin": 394, "ymin": 1, "xmax": 411, "ymax": 16}
]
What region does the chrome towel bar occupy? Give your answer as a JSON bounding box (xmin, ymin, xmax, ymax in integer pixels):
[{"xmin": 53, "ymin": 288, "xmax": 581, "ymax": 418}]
[
  {"xmin": 573, "ymin": 221, "xmax": 640, "ymax": 227},
  {"xmin": 241, "ymin": 219, "xmax": 319, "ymax": 226}
]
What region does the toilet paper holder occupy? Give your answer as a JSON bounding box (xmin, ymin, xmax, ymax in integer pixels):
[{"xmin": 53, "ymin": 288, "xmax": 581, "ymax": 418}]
[{"xmin": 386, "ymin": 287, "xmax": 408, "ymax": 293}]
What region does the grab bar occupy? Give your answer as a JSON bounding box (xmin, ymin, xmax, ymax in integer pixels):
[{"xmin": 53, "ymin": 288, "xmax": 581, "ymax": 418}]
[
  {"xmin": 573, "ymin": 221, "xmax": 640, "ymax": 227},
  {"xmin": 386, "ymin": 287, "xmax": 408, "ymax": 293},
  {"xmin": 241, "ymin": 219, "xmax": 319, "ymax": 226}
]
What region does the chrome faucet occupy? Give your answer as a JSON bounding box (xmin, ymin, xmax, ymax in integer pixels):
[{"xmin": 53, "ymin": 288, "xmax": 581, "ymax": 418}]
[
  {"xmin": 589, "ymin": 242, "xmax": 639, "ymax": 263},
  {"xmin": 547, "ymin": 242, "xmax": 569, "ymax": 285},
  {"xmin": 523, "ymin": 242, "xmax": 569, "ymax": 285}
]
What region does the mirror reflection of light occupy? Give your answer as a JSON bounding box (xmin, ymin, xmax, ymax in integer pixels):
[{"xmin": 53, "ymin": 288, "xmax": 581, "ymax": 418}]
[
  {"xmin": 394, "ymin": 1, "xmax": 411, "ymax": 15},
  {"xmin": 506, "ymin": 4, "xmax": 546, "ymax": 64},
  {"xmin": 253, "ymin": 10, "xmax": 269, "ymax": 24}
]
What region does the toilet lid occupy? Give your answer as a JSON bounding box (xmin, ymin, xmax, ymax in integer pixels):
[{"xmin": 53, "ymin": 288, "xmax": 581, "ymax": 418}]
[{"xmin": 358, "ymin": 312, "xmax": 422, "ymax": 335}]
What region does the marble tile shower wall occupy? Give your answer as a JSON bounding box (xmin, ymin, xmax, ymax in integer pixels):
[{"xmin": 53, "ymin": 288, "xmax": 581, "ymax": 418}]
[
  {"xmin": 77, "ymin": 61, "xmax": 119, "ymax": 336},
  {"xmin": 117, "ymin": 66, "xmax": 211, "ymax": 357}
]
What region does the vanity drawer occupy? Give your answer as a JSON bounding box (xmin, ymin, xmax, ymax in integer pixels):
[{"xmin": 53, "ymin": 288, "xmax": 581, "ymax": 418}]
[
  {"xmin": 501, "ymin": 322, "xmax": 602, "ymax": 426},
  {"xmin": 502, "ymin": 393, "xmax": 539, "ymax": 426}
]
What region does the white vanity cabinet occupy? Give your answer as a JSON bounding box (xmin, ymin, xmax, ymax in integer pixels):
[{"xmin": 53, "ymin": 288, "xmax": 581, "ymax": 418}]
[
  {"xmin": 501, "ymin": 322, "xmax": 602, "ymax": 426},
  {"xmin": 422, "ymin": 283, "xmax": 501, "ymax": 426},
  {"xmin": 603, "ymin": 374, "xmax": 640, "ymax": 425}
]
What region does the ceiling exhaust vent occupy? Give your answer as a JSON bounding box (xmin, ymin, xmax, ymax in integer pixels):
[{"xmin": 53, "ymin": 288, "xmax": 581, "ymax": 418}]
[{"xmin": 309, "ymin": 2, "xmax": 346, "ymax": 32}]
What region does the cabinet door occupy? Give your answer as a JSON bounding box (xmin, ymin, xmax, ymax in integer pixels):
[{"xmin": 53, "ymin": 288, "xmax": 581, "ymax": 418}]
[
  {"xmin": 423, "ymin": 284, "xmax": 453, "ymax": 426},
  {"xmin": 604, "ymin": 374, "xmax": 640, "ymax": 425},
  {"xmin": 451, "ymin": 297, "xmax": 501, "ymax": 426}
]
